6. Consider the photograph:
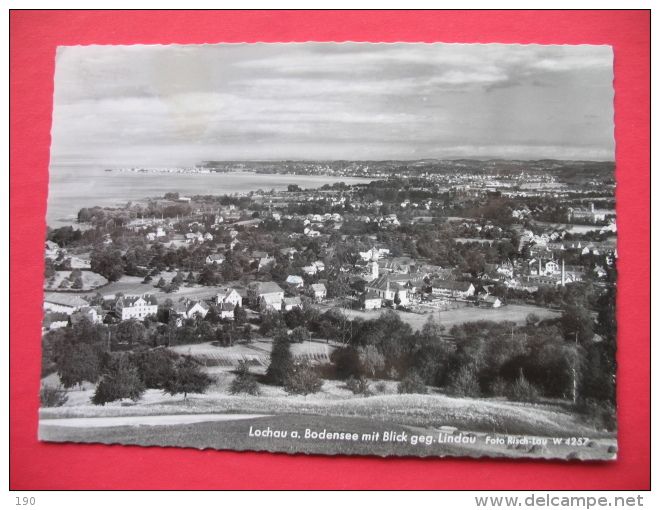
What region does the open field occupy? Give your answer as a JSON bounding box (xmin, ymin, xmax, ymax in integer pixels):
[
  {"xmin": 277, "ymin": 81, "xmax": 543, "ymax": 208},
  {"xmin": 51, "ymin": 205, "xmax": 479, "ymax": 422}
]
[
  {"xmin": 171, "ymin": 339, "xmax": 334, "ymax": 358},
  {"xmin": 316, "ymin": 304, "xmax": 560, "ymax": 331},
  {"xmin": 170, "ymin": 340, "xmax": 334, "ymax": 370},
  {"xmin": 56, "ymin": 272, "xmax": 236, "ymax": 301},
  {"xmin": 45, "ymin": 270, "xmax": 108, "ymax": 291},
  {"xmin": 424, "ymin": 304, "xmax": 560, "ymax": 329},
  {"xmin": 531, "ymin": 221, "xmax": 616, "ymax": 235},
  {"xmin": 171, "ymin": 341, "xmax": 272, "ymax": 357},
  {"xmin": 97, "ymin": 274, "xmax": 221, "ymax": 301}
]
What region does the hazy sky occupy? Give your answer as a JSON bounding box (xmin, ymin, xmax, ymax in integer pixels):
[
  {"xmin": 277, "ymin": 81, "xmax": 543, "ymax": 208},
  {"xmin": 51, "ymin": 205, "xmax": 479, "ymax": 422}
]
[{"xmin": 50, "ymin": 43, "xmax": 614, "ymax": 165}]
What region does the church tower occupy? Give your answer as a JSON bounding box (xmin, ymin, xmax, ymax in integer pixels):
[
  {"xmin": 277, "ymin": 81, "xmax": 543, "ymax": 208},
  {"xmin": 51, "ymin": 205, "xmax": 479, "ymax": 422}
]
[{"xmin": 371, "ymin": 261, "xmax": 379, "ymax": 280}]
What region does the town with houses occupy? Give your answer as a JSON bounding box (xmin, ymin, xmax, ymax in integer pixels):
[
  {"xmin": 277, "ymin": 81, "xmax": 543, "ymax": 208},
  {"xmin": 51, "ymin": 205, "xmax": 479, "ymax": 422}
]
[
  {"xmin": 40, "ymin": 159, "xmax": 618, "ymax": 457},
  {"xmin": 46, "ymin": 160, "xmax": 616, "ymax": 330}
]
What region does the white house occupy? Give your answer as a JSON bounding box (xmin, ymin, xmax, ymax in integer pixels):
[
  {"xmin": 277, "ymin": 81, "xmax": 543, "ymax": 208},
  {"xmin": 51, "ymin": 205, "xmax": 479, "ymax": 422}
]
[
  {"xmin": 258, "ymin": 256, "xmax": 275, "ymax": 270},
  {"xmin": 217, "ymin": 288, "xmax": 243, "ymax": 308},
  {"xmin": 248, "ymin": 281, "xmax": 284, "ymax": 307},
  {"xmin": 359, "ymin": 247, "xmax": 382, "ymax": 262},
  {"xmin": 260, "ymin": 294, "xmax": 282, "ymax": 311},
  {"xmin": 45, "ymin": 240, "xmax": 60, "ymax": 258},
  {"xmin": 185, "ymin": 233, "xmax": 203, "ymax": 244},
  {"xmin": 69, "ymin": 306, "xmax": 104, "ymax": 325},
  {"xmin": 174, "ymin": 300, "xmax": 210, "ymax": 320},
  {"xmin": 302, "ymin": 265, "xmax": 318, "ymax": 275},
  {"xmin": 206, "ymin": 253, "xmax": 226, "ymax": 265},
  {"xmin": 116, "ymin": 295, "xmax": 158, "ymax": 320},
  {"xmin": 310, "ymin": 283, "xmax": 327, "ymax": 302},
  {"xmin": 280, "ymin": 247, "xmax": 298, "ymax": 259},
  {"xmin": 478, "ymin": 295, "xmax": 502, "ymax": 308},
  {"xmin": 283, "ymin": 297, "xmax": 302, "ymax": 311},
  {"xmin": 218, "ymin": 302, "xmax": 235, "ymax": 320},
  {"xmin": 365, "ymin": 276, "xmax": 409, "ymax": 306},
  {"xmin": 362, "ymin": 291, "xmax": 382, "ymax": 310}
]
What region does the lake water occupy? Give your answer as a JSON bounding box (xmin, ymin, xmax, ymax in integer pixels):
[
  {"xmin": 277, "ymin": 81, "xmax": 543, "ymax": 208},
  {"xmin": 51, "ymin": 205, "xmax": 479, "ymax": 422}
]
[{"xmin": 47, "ymin": 164, "xmax": 375, "ymax": 228}]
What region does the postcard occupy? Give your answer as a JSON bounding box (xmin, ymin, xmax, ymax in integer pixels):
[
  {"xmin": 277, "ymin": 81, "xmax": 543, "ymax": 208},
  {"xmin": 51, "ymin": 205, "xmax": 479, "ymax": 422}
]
[{"xmin": 39, "ymin": 42, "xmax": 617, "ymax": 460}]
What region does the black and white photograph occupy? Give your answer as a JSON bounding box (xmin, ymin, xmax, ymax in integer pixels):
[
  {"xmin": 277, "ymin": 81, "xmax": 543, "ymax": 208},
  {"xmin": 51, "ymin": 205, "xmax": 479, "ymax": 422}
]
[{"xmin": 38, "ymin": 42, "xmax": 618, "ymax": 461}]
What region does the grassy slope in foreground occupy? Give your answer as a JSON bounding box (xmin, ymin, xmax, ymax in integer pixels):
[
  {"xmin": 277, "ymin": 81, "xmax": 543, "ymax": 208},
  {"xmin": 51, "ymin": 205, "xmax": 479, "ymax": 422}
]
[
  {"xmin": 40, "ymin": 391, "xmax": 613, "ymax": 439},
  {"xmin": 39, "ymin": 412, "xmax": 616, "ymax": 460}
]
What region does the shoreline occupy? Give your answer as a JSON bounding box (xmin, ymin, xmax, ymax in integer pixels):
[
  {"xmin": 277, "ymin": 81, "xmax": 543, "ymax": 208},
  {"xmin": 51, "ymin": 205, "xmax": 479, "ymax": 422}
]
[{"xmin": 46, "ymin": 170, "xmax": 377, "ymax": 229}]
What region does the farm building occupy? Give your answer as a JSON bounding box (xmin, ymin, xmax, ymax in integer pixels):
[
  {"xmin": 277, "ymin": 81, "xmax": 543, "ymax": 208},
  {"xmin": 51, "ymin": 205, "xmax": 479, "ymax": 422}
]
[
  {"xmin": 431, "ymin": 281, "xmax": 475, "ymax": 299},
  {"xmin": 43, "ymin": 293, "xmax": 89, "ymax": 315}
]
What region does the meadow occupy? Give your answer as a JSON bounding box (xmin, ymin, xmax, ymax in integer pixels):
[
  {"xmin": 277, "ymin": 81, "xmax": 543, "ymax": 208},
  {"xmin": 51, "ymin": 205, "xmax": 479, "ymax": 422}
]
[
  {"xmin": 317, "ymin": 304, "xmax": 560, "ymax": 331},
  {"xmin": 61, "ymin": 272, "xmax": 233, "ymax": 301},
  {"xmin": 45, "ymin": 270, "xmax": 108, "ymax": 291}
]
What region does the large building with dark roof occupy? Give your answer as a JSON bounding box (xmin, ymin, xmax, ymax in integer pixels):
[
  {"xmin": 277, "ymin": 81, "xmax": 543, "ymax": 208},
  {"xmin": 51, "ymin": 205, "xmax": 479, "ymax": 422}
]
[{"xmin": 431, "ymin": 280, "xmax": 475, "ymax": 299}]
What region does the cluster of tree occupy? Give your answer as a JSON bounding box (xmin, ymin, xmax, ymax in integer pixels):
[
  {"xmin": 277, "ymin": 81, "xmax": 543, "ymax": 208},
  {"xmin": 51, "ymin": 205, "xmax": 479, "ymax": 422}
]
[
  {"xmin": 353, "ymin": 178, "xmax": 433, "ymax": 205},
  {"xmin": 43, "ymin": 311, "xmax": 240, "ymax": 367},
  {"xmin": 44, "ymin": 318, "xmax": 108, "ymax": 388},
  {"xmin": 55, "ymin": 268, "xmax": 84, "ymax": 290},
  {"xmin": 269, "ymin": 295, "xmax": 614, "ymax": 430},
  {"xmin": 563, "ymin": 229, "xmax": 616, "ymax": 243},
  {"xmin": 90, "ymin": 246, "xmax": 126, "ymax": 282},
  {"xmin": 47, "ymin": 226, "xmax": 83, "ymax": 247},
  {"xmin": 91, "ymin": 349, "xmax": 215, "ymax": 405},
  {"xmin": 44, "ymin": 257, "xmax": 56, "ymax": 280},
  {"xmin": 86, "ymin": 238, "xmax": 253, "ymax": 283},
  {"xmin": 42, "ymin": 318, "xmax": 215, "ymax": 405},
  {"xmin": 145, "ymin": 313, "xmax": 249, "ymax": 348},
  {"xmin": 229, "ymin": 361, "xmax": 260, "ymax": 397},
  {"xmin": 77, "ymin": 206, "xmax": 134, "ymax": 227},
  {"xmin": 77, "ymin": 201, "xmax": 199, "ymax": 227},
  {"xmin": 328, "ymin": 314, "xmax": 560, "ymax": 399},
  {"xmin": 265, "ymin": 331, "xmax": 323, "ymax": 398},
  {"xmin": 349, "ymin": 222, "xmax": 518, "ymax": 270},
  {"xmin": 45, "ymin": 257, "xmax": 85, "ymax": 288}
]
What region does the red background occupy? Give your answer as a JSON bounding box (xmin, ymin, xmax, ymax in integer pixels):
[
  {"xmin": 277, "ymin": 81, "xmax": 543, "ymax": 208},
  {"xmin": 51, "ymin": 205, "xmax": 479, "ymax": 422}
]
[{"xmin": 10, "ymin": 10, "xmax": 650, "ymax": 490}]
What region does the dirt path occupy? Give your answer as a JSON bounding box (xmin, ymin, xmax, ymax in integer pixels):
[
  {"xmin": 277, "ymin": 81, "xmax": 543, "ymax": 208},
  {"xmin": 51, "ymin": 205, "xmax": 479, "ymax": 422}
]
[{"xmin": 40, "ymin": 413, "xmax": 271, "ymax": 428}]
